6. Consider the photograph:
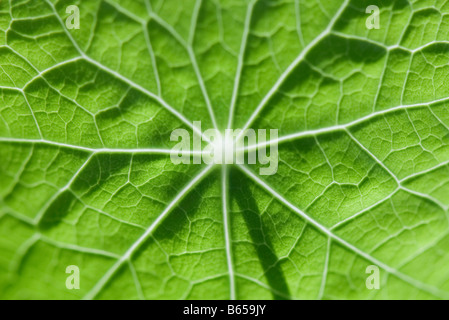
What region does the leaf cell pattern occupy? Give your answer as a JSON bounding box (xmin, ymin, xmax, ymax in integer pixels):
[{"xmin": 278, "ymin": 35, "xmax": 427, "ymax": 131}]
[{"xmin": 1, "ymin": 0, "xmax": 449, "ymax": 299}]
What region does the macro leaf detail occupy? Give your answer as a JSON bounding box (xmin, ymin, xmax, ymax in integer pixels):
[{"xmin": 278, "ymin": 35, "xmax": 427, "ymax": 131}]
[{"xmin": 1, "ymin": 0, "xmax": 449, "ymax": 300}]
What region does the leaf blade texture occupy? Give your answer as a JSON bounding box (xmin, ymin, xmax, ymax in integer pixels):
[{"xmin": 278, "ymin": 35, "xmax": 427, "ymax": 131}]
[{"xmin": 1, "ymin": 0, "xmax": 449, "ymax": 300}]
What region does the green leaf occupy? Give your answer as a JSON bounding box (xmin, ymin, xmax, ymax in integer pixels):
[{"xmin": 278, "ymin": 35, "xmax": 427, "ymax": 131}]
[{"xmin": 1, "ymin": 0, "xmax": 449, "ymax": 300}]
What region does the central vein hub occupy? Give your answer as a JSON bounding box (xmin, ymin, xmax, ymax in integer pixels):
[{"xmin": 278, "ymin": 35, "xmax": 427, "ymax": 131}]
[
  {"xmin": 209, "ymin": 131, "xmax": 235, "ymax": 165},
  {"xmin": 170, "ymin": 121, "xmax": 278, "ymax": 175}
]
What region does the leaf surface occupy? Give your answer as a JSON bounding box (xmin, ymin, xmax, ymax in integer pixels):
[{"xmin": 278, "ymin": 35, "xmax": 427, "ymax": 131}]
[{"xmin": 1, "ymin": 0, "xmax": 449, "ymax": 300}]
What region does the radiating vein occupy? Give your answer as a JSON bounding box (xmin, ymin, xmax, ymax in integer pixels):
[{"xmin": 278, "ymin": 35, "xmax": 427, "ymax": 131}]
[
  {"xmin": 44, "ymin": 0, "xmax": 211, "ymax": 143},
  {"xmin": 238, "ymin": 164, "xmax": 449, "ymax": 299},
  {"xmin": 3, "ymin": 0, "xmax": 449, "ymax": 301},
  {"xmin": 221, "ymin": 166, "xmax": 236, "ymax": 300},
  {"xmin": 235, "ymin": 273, "xmax": 292, "ymax": 300},
  {"xmin": 39, "ymin": 235, "xmax": 120, "ymax": 259},
  {"xmin": 143, "ymin": 22, "xmax": 161, "ymax": 96},
  {"xmin": 236, "ymin": 0, "xmax": 350, "ymax": 142},
  {"xmin": 241, "ymin": 96, "xmax": 449, "ymax": 152},
  {"xmin": 0, "ymin": 137, "xmax": 205, "ymax": 156},
  {"xmin": 227, "ymin": 0, "xmax": 257, "ymax": 130},
  {"xmin": 318, "ymin": 237, "xmax": 331, "ymax": 300},
  {"xmin": 128, "ymin": 260, "xmax": 145, "ymax": 300},
  {"xmin": 149, "ymin": 8, "xmax": 219, "ymax": 130},
  {"xmin": 347, "ymin": 130, "xmax": 449, "ymax": 212},
  {"xmin": 34, "ymin": 153, "xmax": 95, "ymax": 224},
  {"xmin": 83, "ymin": 164, "xmax": 214, "ymax": 300}
]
